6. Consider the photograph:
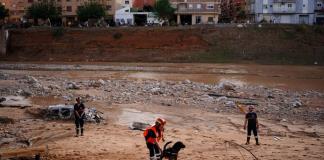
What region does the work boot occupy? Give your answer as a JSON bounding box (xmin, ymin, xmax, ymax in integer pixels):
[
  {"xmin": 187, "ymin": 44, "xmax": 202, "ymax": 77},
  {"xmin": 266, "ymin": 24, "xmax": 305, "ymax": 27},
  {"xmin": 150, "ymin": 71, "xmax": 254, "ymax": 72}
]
[
  {"xmin": 256, "ymin": 138, "xmax": 260, "ymax": 145},
  {"xmin": 75, "ymin": 128, "xmax": 79, "ymax": 137},
  {"xmin": 245, "ymin": 137, "xmax": 250, "ymax": 145},
  {"xmin": 81, "ymin": 128, "xmax": 84, "ymax": 136},
  {"xmin": 155, "ymin": 153, "xmax": 161, "ymax": 160}
]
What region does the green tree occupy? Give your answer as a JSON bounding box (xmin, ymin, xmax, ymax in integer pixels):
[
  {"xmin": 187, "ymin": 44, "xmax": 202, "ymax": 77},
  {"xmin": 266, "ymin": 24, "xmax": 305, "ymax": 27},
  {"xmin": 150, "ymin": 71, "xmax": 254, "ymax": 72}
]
[
  {"xmin": 237, "ymin": 10, "xmax": 247, "ymax": 21},
  {"xmin": 154, "ymin": 0, "xmax": 175, "ymax": 23},
  {"xmin": 0, "ymin": 4, "xmax": 9, "ymax": 20},
  {"xmin": 77, "ymin": 2, "xmax": 106, "ymax": 22},
  {"xmin": 26, "ymin": 0, "xmax": 61, "ymax": 26}
]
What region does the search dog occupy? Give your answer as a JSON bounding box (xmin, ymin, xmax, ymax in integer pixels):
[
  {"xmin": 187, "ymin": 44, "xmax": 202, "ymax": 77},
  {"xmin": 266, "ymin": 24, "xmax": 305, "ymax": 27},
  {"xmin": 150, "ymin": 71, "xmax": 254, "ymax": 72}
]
[{"xmin": 161, "ymin": 141, "xmax": 186, "ymax": 160}]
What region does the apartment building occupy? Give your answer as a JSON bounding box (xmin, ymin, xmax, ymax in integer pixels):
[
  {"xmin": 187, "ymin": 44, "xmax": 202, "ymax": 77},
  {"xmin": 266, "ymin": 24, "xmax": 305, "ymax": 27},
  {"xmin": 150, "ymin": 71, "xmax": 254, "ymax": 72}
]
[
  {"xmin": 0, "ymin": 0, "xmax": 114, "ymax": 24},
  {"xmin": 315, "ymin": 0, "xmax": 324, "ymax": 24},
  {"xmin": 220, "ymin": 0, "xmax": 246, "ymax": 22},
  {"xmin": 246, "ymin": 0, "xmax": 315, "ymax": 24},
  {"xmin": 170, "ymin": 0, "xmax": 221, "ymax": 25},
  {"xmin": 114, "ymin": 0, "xmax": 160, "ymax": 25},
  {"xmin": 1, "ymin": 0, "xmax": 31, "ymax": 22}
]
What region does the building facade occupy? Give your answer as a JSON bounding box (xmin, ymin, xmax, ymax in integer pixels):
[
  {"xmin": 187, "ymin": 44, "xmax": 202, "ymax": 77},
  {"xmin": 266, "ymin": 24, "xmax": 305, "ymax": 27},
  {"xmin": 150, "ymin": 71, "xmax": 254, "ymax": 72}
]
[
  {"xmin": 0, "ymin": 0, "xmax": 114, "ymax": 24},
  {"xmin": 170, "ymin": 0, "xmax": 221, "ymax": 25},
  {"xmin": 1, "ymin": 0, "xmax": 30, "ymax": 22},
  {"xmin": 246, "ymin": 0, "xmax": 316, "ymax": 24},
  {"xmin": 114, "ymin": 0, "xmax": 160, "ymax": 25},
  {"xmin": 315, "ymin": 0, "xmax": 324, "ymax": 24}
]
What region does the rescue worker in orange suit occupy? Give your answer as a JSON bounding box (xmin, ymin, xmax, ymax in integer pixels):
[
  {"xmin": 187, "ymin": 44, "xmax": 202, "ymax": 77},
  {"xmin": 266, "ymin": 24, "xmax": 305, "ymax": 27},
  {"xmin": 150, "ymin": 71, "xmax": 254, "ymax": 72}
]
[{"xmin": 144, "ymin": 118, "xmax": 166, "ymax": 160}]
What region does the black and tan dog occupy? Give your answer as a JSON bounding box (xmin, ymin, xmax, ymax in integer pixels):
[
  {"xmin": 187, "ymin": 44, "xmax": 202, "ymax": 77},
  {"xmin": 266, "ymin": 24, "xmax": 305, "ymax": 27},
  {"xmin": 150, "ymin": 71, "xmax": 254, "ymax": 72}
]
[{"xmin": 161, "ymin": 141, "xmax": 186, "ymax": 160}]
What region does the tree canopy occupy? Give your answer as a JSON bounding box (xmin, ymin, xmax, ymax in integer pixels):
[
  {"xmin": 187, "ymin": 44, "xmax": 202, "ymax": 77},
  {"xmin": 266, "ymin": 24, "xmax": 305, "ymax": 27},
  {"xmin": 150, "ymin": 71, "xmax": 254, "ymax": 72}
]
[
  {"xmin": 77, "ymin": 2, "xmax": 106, "ymax": 22},
  {"xmin": 154, "ymin": 0, "xmax": 175, "ymax": 21},
  {"xmin": 26, "ymin": 0, "xmax": 61, "ymax": 21},
  {"xmin": 0, "ymin": 4, "xmax": 9, "ymax": 20}
]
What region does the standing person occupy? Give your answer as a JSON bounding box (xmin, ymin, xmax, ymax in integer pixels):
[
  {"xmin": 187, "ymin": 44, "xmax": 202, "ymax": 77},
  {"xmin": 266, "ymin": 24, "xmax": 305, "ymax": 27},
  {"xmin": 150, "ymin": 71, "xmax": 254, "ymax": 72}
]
[
  {"xmin": 74, "ymin": 97, "xmax": 85, "ymax": 137},
  {"xmin": 244, "ymin": 105, "xmax": 260, "ymax": 145},
  {"xmin": 143, "ymin": 118, "xmax": 166, "ymax": 160}
]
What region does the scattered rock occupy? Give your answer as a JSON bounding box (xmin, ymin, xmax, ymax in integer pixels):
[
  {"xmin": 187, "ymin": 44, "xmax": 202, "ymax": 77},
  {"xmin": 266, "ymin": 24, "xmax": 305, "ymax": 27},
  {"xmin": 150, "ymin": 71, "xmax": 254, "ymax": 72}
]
[
  {"xmin": 219, "ymin": 81, "xmax": 236, "ymax": 91},
  {"xmin": 27, "ymin": 76, "xmax": 38, "ymax": 84},
  {"xmin": 183, "ymin": 79, "xmax": 191, "ymax": 84},
  {"xmin": 0, "ymin": 116, "xmax": 14, "ymax": 124},
  {"xmin": 225, "ymin": 101, "xmax": 236, "ymax": 108},
  {"xmin": 98, "ymin": 79, "xmax": 106, "ymax": 85},
  {"xmin": 66, "ymin": 82, "xmax": 80, "ymax": 90},
  {"xmin": 0, "ymin": 96, "xmax": 32, "ymax": 108},
  {"xmin": 216, "ymin": 96, "xmax": 227, "ymax": 102},
  {"xmin": 130, "ymin": 122, "xmax": 150, "ymax": 131},
  {"xmin": 291, "ymin": 99, "xmax": 302, "ymax": 108},
  {"xmin": 150, "ymin": 87, "xmax": 163, "ymax": 95},
  {"xmin": 280, "ymin": 119, "xmax": 287, "ymax": 122},
  {"xmin": 48, "ymin": 84, "xmax": 61, "ymax": 90},
  {"xmin": 0, "ymin": 73, "xmax": 9, "ymax": 80},
  {"xmin": 0, "ymin": 137, "xmax": 16, "ymax": 145},
  {"xmin": 17, "ymin": 89, "xmax": 32, "ymax": 97}
]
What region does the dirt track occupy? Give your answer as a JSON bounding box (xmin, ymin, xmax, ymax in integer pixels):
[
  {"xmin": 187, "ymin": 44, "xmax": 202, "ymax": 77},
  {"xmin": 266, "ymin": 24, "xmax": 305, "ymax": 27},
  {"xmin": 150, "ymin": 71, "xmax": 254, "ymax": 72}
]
[{"xmin": 1, "ymin": 63, "xmax": 324, "ymax": 160}]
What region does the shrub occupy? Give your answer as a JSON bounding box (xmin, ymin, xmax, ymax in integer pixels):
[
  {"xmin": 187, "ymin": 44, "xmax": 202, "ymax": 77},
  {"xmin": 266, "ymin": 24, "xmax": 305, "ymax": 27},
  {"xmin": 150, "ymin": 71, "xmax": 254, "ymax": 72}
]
[
  {"xmin": 314, "ymin": 25, "xmax": 324, "ymax": 34},
  {"xmin": 52, "ymin": 27, "xmax": 65, "ymax": 38},
  {"xmin": 113, "ymin": 32, "xmax": 122, "ymax": 40}
]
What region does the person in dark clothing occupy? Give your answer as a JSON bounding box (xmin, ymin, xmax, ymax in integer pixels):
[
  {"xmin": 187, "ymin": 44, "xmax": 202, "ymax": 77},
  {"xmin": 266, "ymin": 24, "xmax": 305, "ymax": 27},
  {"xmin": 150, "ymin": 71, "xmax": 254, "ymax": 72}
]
[
  {"xmin": 74, "ymin": 97, "xmax": 85, "ymax": 137},
  {"xmin": 244, "ymin": 105, "xmax": 260, "ymax": 145}
]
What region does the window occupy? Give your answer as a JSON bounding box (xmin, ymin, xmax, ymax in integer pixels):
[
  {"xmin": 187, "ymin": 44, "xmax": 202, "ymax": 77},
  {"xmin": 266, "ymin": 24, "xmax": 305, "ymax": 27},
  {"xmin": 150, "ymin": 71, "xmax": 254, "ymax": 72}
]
[
  {"xmin": 125, "ymin": 0, "xmax": 129, "ymax": 4},
  {"xmin": 66, "ymin": 0, "xmax": 70, "ymax": 2},
  {"xmin": 263, "ymin": 4, "xmax": 268, "ymax": 9},
  {"xmin": 125, "ymin": 9, "xmax": 129, "ymax": 12},
  {"xmin": 303, "ymin": 4, "xmax": 306, "ymax": 7},
  {"xmin": 28, "ymin": 0, "xmax": 33, "ymax": 3},
  {"xmin": 208, "ymin": 17, "xmax": 213, "ymax": 22},
  {"xmin": 197, "ymin": 4, "xmax": 201, "ymax": 9},
  {"xmin": 188, "ymin": 4, "xmax": 193, "ymax": 8},
  {"xmin": 317, "ymin": 3, "xmax": 322, "ymax": 7},
  {"xmin": 270, "ymin": 5, "xmax": 272, "ymax": 8},
  {"xmin": 206, "ymin": 4, "xmax": 214, "ymax": 9},
  {"xmin": 106, "ymin": 5, "xmax": 111, "ymax": 10},
  {"xmin": 195, "ymin": 16, "xmax": 201, "ymax": 24},
  {"xmin": 66, "ymin": 6, "xmax": 72, "ymax": 12},
  {"xmin": 288, "ymin": 4, "xmax": 292, "ymax": 8}
]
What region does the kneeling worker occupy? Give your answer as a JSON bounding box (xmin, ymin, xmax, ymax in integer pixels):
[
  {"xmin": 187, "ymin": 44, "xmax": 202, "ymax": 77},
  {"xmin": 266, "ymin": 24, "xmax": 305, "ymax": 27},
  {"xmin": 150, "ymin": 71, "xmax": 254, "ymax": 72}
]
[{"xmin": 144, "ymin": 118, "xmax": 166, "ymax": 160}]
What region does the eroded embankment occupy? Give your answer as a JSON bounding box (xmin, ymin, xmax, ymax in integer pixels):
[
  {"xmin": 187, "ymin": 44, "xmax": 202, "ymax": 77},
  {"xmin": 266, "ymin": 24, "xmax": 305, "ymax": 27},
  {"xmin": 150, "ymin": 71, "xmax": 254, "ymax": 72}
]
[{"xmin": 2, "ymin": 26, "xmax": 324, "ymax": 64}]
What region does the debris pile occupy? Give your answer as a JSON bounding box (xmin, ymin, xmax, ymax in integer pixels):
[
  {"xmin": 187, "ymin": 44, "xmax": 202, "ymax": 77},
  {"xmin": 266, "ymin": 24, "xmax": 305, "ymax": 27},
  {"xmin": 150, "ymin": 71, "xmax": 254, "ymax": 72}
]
[
  {"xmin": 0, "ymin": 72, "xmax": 323, "ymax": 122},
  {"xmin": 46, "ymin": 104, "xmax": 104, "ymax": 123}
]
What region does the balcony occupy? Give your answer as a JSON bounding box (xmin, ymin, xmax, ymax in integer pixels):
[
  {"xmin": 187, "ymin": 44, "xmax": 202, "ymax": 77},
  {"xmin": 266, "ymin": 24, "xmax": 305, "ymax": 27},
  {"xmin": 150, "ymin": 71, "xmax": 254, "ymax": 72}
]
[
  {"xmin": 176, "ymin": 4, "xmax": 220, "ymax": 14},
  {"xmin": 272, "ymin": 3, "xmax": 296, "ymax": 13},
  {"xmin": 273, "ymin": 0, "xmax": 296, "ymax": 3},
  {"xmin": 177, "ymin": 8, "xmax": 220, "ymax": 14}
]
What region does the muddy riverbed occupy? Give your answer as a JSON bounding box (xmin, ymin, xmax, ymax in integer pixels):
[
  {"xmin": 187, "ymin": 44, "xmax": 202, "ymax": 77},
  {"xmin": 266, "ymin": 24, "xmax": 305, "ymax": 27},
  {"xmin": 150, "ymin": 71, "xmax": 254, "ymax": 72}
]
[{"xmin": 0, "ymin": 63, "xmax": 324, "ymax": 160}]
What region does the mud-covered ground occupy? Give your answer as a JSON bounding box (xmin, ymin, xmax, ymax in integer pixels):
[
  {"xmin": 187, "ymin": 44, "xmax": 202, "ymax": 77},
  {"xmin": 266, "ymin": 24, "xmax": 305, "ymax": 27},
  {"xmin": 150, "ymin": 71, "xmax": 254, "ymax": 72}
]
[{"xmin": 0, "ymin": 63, "xmax": 324, "ymax": 160}]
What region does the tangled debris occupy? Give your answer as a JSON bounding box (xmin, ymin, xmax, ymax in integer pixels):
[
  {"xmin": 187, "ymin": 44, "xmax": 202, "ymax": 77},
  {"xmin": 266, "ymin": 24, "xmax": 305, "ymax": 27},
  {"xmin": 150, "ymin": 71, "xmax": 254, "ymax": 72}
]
[{"xmin": 0, "ymin": 74, "xmax": 323, "ymax": 122}]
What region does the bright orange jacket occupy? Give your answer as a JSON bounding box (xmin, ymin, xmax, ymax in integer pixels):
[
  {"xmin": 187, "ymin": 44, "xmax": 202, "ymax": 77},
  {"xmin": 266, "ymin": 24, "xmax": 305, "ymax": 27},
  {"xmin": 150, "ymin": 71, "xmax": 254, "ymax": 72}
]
[{"xmin": 143, "ymin": 125, "xmax": 160, "ymax": 144}]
